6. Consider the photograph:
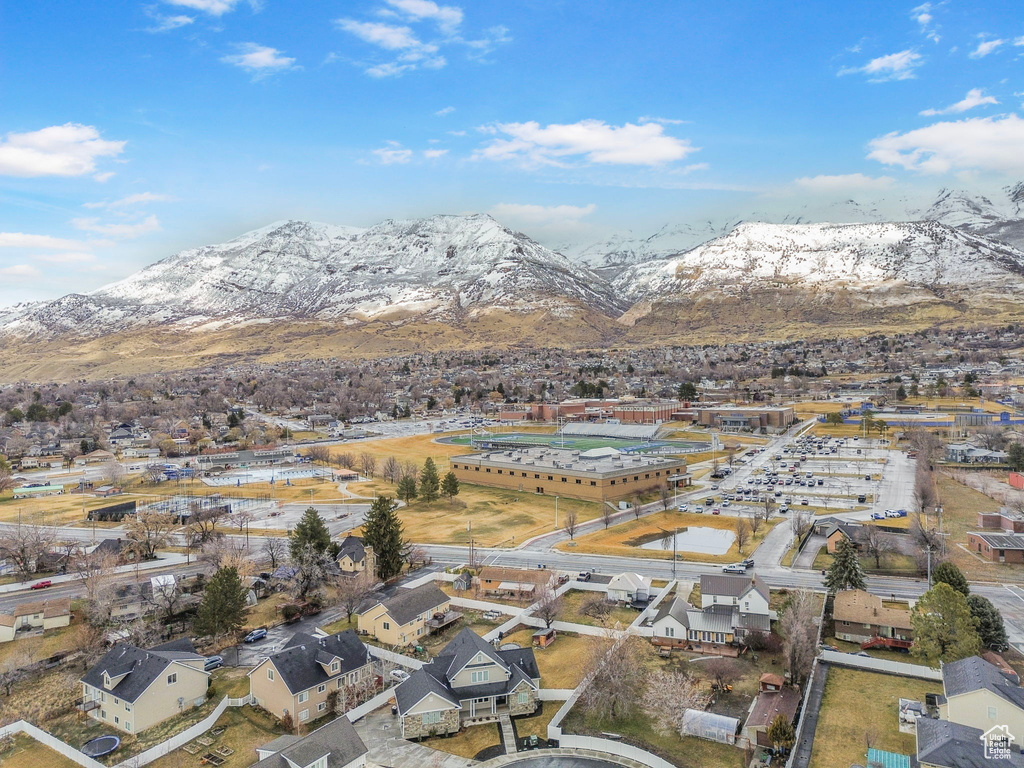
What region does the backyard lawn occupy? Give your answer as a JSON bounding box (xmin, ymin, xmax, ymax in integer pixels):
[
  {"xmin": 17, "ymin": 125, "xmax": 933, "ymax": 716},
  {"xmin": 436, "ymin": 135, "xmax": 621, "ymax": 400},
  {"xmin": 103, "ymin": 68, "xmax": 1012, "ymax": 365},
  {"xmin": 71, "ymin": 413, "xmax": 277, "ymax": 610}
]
[
  {"xmin": 554, "ymin": 589, "xmax": 639, "ymax": 630},
  {"xmin": 0, "ymin": 733, "xmax": 82, "ymax": 768},
  {"xmin": 808, "ymin": 668, "xmax": 936, "ymax": 768},
  {"xmin": 513, "ymin": 703, "xmax": 560, "ymax": 741},
  {"xmin": 147, "ymin": 706, "xmax": 287, "ymax": 768},
  {"xmin": 422, "ymin": 722, "xmax": 501, "ymax": 759},
  {"xmin": 556, "ymin": 510, "xmax": 780, "ymax": 564},
  {"xmin": 498, "ymin": 627, "xmax": 593, "ymax": 688}
]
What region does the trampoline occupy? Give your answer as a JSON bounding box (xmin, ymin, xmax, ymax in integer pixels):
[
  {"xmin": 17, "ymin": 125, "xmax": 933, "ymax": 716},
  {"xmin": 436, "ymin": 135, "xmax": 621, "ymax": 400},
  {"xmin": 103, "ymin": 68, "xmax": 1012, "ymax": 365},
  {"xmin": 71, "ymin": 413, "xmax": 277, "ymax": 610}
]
[{"xmin": 82, "ymin": 735, "xmax": 121, "ymax": 758}]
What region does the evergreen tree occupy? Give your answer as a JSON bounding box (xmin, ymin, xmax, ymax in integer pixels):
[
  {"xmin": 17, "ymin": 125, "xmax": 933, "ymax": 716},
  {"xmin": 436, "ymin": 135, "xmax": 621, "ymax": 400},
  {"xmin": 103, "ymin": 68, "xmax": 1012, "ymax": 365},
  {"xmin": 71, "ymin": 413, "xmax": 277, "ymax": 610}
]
[
  {"xmin": 766, "ymin": 713, "xmax": 795, "ymax": 753},
  {"xmin": 441, "ymin": 471, "xmax": 460, "ymax": 501},
  {"xmin": 824, "ymin": 538, "xmax": 866, "ymax": 592},
  {"xmin": 290, "ymin": 507, "xmax": 332, "ymax": 560},
  {"xmin": 968, "ymin": 594, "xmax": 1009, "ymax": 650},
  {"xmin": 933, "ymin": 561, "xmax": 970, "ymax": 596},
  {"xmin": 1009, "ymin": 442, "xmax": 1024, "ymax": 472},
  {"xmin": 911, "ymin": 582, "xmax": 982, "ymax": 666},
  {"xmin": 194, "ymin": 566, "xmax": 248, "ymax": 637},
  {"xmin": 420, "ymin": 458, "xmax": 440, "ymax": 503},
  {"xmin": 677, "ymin": 382, "xmax": 698, "ymax": 400},
  {"xmin": 896, "ymin": 385, "xmax": 907, "ymax": 401},
  {"xmin": 397, "ymin": 475, "xmax": 418, "ymax": 504},
  {"xmin": 362, "ymin": 495, "xmax": 406, "ymax": 581}
]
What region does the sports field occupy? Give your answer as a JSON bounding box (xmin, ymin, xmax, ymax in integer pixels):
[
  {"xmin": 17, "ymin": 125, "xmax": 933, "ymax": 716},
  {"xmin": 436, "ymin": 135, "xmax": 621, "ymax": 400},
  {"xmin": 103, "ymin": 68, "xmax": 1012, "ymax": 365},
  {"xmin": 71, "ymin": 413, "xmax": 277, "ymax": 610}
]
[{"xmin": 441, "ymin": 432, "xmax": 702, "ymax": 454}]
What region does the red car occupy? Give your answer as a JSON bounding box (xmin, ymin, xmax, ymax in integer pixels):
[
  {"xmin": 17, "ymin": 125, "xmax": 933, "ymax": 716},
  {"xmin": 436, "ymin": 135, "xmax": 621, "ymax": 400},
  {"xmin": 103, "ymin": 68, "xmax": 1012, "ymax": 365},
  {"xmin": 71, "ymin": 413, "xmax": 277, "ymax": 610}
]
[{"xmin": 29, "ymin": 580, "xmax": 52, "ymax": 590}]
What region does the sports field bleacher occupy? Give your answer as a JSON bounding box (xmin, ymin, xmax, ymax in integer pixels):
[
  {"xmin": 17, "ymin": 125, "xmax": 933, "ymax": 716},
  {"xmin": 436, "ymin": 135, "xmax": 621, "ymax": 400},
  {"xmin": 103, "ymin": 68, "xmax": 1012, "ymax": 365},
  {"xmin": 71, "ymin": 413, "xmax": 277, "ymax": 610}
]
[{"xmin": 560, "ymin": 422, "xmax": 662, "ymax": 440}]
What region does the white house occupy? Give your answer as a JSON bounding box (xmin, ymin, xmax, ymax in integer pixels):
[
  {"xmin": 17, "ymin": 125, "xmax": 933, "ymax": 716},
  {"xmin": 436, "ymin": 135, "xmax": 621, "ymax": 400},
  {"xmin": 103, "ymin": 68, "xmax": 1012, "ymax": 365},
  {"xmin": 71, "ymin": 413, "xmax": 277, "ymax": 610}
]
[{"xmin": 607, "ymin": 572, "xmax": 652, "ymax": 603}]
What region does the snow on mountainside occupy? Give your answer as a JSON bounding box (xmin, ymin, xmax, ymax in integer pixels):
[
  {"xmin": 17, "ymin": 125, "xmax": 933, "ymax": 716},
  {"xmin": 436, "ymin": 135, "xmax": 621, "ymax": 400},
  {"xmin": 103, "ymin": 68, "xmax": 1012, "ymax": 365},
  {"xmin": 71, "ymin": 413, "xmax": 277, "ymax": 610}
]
[
  {"xmin": 1, "ymin": 216, "xmax": 624, "ymax": 339},
  {"xmin": 917, "ymin": 183, "xmax": 1024, "ymax": 252},
  {"xmin": 614, "ymin": 220, "xmax": 1024, "ymax": 303}
]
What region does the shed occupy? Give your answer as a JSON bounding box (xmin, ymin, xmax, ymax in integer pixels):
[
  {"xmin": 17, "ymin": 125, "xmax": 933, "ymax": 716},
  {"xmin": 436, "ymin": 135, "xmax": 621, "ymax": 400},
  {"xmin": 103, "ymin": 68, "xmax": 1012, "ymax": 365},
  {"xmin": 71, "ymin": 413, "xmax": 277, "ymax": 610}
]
[
  {"xmin": 453, "ymin": 572, "xmax": 472, "ymax": 591},
  {"xmin": 679, "ymin": 709, "xmax": 738, "ymax": 744},
  {"xmin": 532, "ymin": 627, "xmax": 557, "ymax": 648}
]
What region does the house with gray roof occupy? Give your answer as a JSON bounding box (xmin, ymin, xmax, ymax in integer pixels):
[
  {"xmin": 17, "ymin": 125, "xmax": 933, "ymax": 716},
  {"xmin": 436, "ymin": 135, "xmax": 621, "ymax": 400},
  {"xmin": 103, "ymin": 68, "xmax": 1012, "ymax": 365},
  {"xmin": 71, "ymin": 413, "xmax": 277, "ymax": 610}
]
[
  {"xmin": 253, "ymin": 712, "xmax": 367, "ymax": 768},
  {"xmin": 78, "ymin": 638, "xmax": 209, "ymax": 734},
  {"xmin": 249, "ymin": 630, "xmax": 374, "ymax": 726},
  {"xmin": 336, "ymin": 535, "xmax": 374, "ymax": 577},
  {"xmin": 394, "ymin": 627, "xmax": 540, "ymax": 739},
  {"xmin": 939, "ymin": 655, "xmax": 1024, "ymax": 741},
  {"xmin": 917, "ymin": 717, "xmax": 1024, "ymax": 767},
  {"xmin": 356, "ymin": 582, "xmax": 459, "ymax": 647}
]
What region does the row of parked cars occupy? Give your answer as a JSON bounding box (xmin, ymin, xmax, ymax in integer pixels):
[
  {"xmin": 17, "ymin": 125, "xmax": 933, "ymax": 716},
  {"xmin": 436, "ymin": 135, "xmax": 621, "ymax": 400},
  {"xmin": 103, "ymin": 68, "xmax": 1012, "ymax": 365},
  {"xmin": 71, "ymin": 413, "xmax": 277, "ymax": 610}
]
[{"xmin": 872, "ymin": 508, "xmax": 908, "ymax": 520}]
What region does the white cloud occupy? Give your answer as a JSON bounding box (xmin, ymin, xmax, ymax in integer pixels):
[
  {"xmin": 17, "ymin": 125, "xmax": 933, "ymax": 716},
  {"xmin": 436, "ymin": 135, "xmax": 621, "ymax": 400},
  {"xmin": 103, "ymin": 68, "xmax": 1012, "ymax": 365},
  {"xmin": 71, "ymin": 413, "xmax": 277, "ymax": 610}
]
[
  {"xmin": 838, "ymin": 49, "xmax": 923, "ymax": 81},
  {"xmin": 372, "ymin": 143, "xmax": 415, "ymax": 164},
  {"xmin": 868, "ymin": 114, "xmax": 1024, "ymax": 175},
  {"xmin": 382, "ymin": 0, "xmax": 462, "ymax": 34},
  {"xmin": 920, "ymin": 88, "xmax": 999, "ymax": 116},
  {"xmin": 337, "ymin": 19, "xmax": 422, "ymax": 50},
  {"xmin": 34, "ymin": 252, "xmax": 96, "ymax": 264},
  {"xmin": 93, "ymin": 171, "xmax": 116, "ymax": 182},
  {"xmin": 638, "ymin": 116, "xmax": 689, "ymax": 125},
  {"xmin": 163, "ymin": 0, "xmax": 241, "ymax": 15},
  {"xmin": 0, "ymin": 124, "xmax": 125, "ymax": 178},
  {"xmin": 146, "ymin": 12, "xmax": 195, "ymax": 32},
  {"xmin": 423, "ymin": 149, "xmax": 448, "ymax": 158},
  {"xmin": 1015, "ymin": 36, "xmax": 1024, "ymax": 46},
  {"xmin": 911, "ymin": 3, "xmax": 940, "ymax": 42},
  {"xmin": 71, "ymin": 214, "xmax": 162, "ymax": 238},
  {"xmin": 435, "ymin": 106, "xmax": 455, "ymax": 116},
  {"xmin": 970, "ymin": 38, "xmax": 1005, "ymax": 58},
  {"xmin": 0, "ymin": 232, "xmax": 91, "ymax": 250},
  {"xmin": 0, "ymin": 265, "xmax": 40, "ymax": 280},
  {"xmin": 489, "ymin": 202, "xmax": 596, "ymax": 226},
  {"xmin": 474, "ymin": 119, "xmax": 697, "ymax": 167},
  {"xmin": 221, "ymin": 43, "xmax": 297, "ymax": 76},
  {"xmin": 793, "ymin": 173, "xmax": 895, "ymax": 192},
  {"xmin": 83, "ymin": 192, "xmax": 176, "ymax": 210}
]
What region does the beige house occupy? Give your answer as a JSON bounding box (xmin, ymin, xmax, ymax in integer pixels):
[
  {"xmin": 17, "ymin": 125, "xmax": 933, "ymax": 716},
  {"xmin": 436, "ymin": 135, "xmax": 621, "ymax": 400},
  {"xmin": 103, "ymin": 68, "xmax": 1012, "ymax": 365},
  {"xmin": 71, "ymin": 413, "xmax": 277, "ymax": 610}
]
[
  {"xmin": 337, "ymin": 536, "xmax": 374, "ymax": 576},
  {"xmin": 832, "ymin": 589, "xmax": 913, "ymax": 648},
  {"xmin": 79, "ymin": 639, "xmax": 209, "ymax": 734},
  {"xmin": 939, "ymin": 655, "xmax": 1024, "ymax": 738},
  {"xmin": 394, "ymin": 628, "xmax": 540, "ymax": 739},
  {"xmin": 356, "ymin": 583, "xmax": 459, "ymax": 647},
  {"xmin": 0, "ymin": 598, "xmax": 71, "ymax": 643},
  {"xmin": 249, "ymin": 630, "xmax": 374, "ymax": 726}
]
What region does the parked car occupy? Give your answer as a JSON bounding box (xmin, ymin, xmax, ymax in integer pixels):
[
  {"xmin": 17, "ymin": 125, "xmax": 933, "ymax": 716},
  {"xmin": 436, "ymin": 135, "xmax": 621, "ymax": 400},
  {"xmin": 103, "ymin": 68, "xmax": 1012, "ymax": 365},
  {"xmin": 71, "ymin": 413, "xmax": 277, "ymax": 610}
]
[
  {"xmin": 820, "ymin": 644, "xmax": 840, "ymax": 652},
  {"xmin": 244, "ymin": 628, "xmax": 268, "ymax": 643},
  {"xmin": 204, "ymin": 655, "xmax": 224, "ymax": 671},
  {"xmin": 722, "ymin": 500, "xmax": 731, "ymax": 507},
  {"xmin": 29, "ymin": 580, "xmax": 52, "ymax": 590},
  {"xmin": 778, "ymin": 504, "xmax": 789, "ymax": 513},
  {"xmin": 800, "ymin": 499, "xmax": 809, "ymax": 505},
  {"xmin": 741, "ymin": 558, "xmax": 755, "ymax": 568},
  {"xmin": 390, "ymin": 669, "xmax": 411, "ymax": 683},
  {"xmin": 871, "ymin": 512, "xmax": 885, "ymax": 520},
  {"xmin": 858, "ymin": 494, "xmax": 867, "ymax": 503},
  {"xmin": 678, "ymin": 503, "xmax": 689, "ymax": 512},
  {"xmin": 722, "ymin": 563, "xmax": 747, "ymax": 574},
  {"xmin": 705, "ymin": 498, "xmax": 715, "ymax": 505},
  {"xmin": 577, "ymin": 571, "xmax": 592, "ymax": 582},
  {"xmin": 712, "ymin": 508, "xmax": 721, "ymax": 515}
]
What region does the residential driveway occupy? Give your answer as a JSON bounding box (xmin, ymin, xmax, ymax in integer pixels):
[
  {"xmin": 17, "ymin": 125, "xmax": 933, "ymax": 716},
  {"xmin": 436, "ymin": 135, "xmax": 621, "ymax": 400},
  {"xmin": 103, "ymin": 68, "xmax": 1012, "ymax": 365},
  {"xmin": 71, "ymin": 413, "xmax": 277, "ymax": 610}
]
[
  {"xmin": 355, "ymin": 705, "xmax": 477, "ymax": 768},
  {"xmin": 233, "ymin": 606, "xmax": 345, "ymax": 666},
  {"xmin": 793, "ymin": 535, "xmax": 825, "ymax": 570}
]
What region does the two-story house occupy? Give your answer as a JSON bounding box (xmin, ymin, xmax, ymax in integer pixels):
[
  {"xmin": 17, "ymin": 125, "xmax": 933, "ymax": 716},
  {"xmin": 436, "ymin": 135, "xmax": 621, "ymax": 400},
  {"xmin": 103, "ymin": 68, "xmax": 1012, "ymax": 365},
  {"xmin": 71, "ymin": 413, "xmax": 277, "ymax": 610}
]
[
  {"xmin": 394, "ymin": 628, "xmax": 540, "ymax": 739},
  {"xmin": 78, "ymin": 639, "xmax": 209, "ymax": 734},
  {"xmin": 356, "ymin": 583, "xmax": 460, "ymax": 647},
  {"xmin": 699, "ymin": 574, "xmax": 773, "ymax": 639},
  {"xmin": 939, "ymin": 655, "xmax": 1024, "ymax": 738},
  {"xmin": 832, "ymin": 589, "xmax": 913, "ymax": 648},
  {"xmin": 336, "ymin": 536, "xmax": 374, "ymax": 577},
  {"xmin": 249, "ymin": 630, "xmax": 374, "ymax": 726}
]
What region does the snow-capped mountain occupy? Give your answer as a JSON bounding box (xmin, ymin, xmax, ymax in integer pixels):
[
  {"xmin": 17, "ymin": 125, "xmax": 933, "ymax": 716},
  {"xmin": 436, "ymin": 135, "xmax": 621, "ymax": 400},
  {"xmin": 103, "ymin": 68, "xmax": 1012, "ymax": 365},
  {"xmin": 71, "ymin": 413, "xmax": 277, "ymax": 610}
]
[
  {"xmin": 917, "ymin": 183, "xmax": 1024, "ymax": 252},
  {"xmin": 1, "ymin": 216, "xmax": 624, "ymax": 339},
  {"xmin": 615, "ymin": 220, "xmax": 1024, "ymax": 304}
]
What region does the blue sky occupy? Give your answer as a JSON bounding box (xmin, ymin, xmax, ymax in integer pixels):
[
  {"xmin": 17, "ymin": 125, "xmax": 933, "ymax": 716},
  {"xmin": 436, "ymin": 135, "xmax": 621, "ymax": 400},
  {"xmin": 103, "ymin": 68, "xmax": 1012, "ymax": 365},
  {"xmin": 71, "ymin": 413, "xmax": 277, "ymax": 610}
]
[{"xmin": 2, "ymin": 0, "xmax": 1023, "ymax": 305}]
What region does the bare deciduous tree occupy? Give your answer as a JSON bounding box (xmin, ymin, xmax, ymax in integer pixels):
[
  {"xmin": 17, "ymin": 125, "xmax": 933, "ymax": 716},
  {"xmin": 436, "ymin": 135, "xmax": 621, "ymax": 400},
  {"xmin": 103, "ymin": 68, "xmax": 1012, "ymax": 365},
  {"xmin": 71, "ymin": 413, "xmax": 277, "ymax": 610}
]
[
  {"xmin": 735, "ymin": 516, "xmax": 751, "ymax": 554},
  {"xmin": 632, "ymin": 492, "xmax": 644, "ymax": 521},
  {"xmin": 564, "ymin": 510, "xmax": 579, "ymax": 540},
  {"xmin": 125, "ymin": 512, "xmax": 176, "ymax": 560},
  {"xmin": 533, "ymin": 582, "xmax": 562, "ymax": 628},
  {"xmin": 262, "ymin": 535, "xmax": 286, "ymax": 571},
  {"xmin": 75, "ymin": 551, "xmax": 118, "ymax": 626},
  {"xmin": 337, "ymin": 452, "xmax": 356, "ymax": 470},
  {"xmin": 580, "ymin": 635, "xmax": 648, "ymax": 720},
  {"xmin": 0, "ymin": 523, "xmax": 57, "ymax": 581},
  {"xmin": 659, "ymin": 486, "xmax": 672, "ymax": 512},
  {"xmin": 334, "ymin": 572, "xmax": 375, "ymax": 623},
  {"xmin": 779, "ymin": 589, "xmax": 818, "ymax": 687},
  {"xmin": 305, "ymin": 445, "xmax": 331, "ymax": 464},
  {"xmin": 748, "ymin": 510, "xmax": 764, "ymax": 536},
  {"xmin": 359, "ymin": 453, "xmax": 378, "ymax": 478},
  {"xmin": 862, "ymin": 524, "xmax": 894, "ymax": 569},
  {"xmin": 382, "ymin": 456, "xmax": 402, "ymax": 484},
  {"xmin": 601, "ymin": 504, "xmax": 614, "ymax": 529},
  {"xmin": 642, "ymin": 670, "xmax": 704, "ymax": 735}
]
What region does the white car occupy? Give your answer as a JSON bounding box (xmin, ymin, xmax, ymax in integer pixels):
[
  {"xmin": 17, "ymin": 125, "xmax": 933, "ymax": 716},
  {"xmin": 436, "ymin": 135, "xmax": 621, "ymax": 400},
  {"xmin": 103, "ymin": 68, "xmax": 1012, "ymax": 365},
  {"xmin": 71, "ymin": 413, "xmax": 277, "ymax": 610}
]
[
  {"xmin": 390, "ymin": 669, "xmax": 411, "ymax": 683},
  {"xmin": 678, "ymin": 503, "xmax": 689, "ymax": 512}
]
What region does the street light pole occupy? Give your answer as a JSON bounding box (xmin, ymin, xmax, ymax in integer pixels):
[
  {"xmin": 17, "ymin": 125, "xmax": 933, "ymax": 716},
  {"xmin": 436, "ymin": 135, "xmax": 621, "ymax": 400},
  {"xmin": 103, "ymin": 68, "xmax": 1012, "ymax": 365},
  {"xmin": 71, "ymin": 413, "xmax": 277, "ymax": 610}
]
[{"xmin": 554, "ymin": 497, "xmax": 558, "ymax": 531}]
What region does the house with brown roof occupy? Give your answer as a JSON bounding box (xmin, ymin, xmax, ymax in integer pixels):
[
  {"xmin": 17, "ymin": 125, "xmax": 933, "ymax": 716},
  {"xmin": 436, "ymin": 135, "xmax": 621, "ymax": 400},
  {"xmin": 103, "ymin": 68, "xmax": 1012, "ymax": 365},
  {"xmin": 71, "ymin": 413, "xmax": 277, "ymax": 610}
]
[
  {"xmin": 743, "ymin": 685, "xmax": 801, "ymax": 747},
  {"xmin": 475, "ymin": 567, "xmax": 555, "ymax": 599},
  {"xmin": 0, "ymin": 598, "xmax": 72, "ymax": 643},
  {"xmin": 832, "ymin": 589, "xmax": 913, "ymax": 649}
]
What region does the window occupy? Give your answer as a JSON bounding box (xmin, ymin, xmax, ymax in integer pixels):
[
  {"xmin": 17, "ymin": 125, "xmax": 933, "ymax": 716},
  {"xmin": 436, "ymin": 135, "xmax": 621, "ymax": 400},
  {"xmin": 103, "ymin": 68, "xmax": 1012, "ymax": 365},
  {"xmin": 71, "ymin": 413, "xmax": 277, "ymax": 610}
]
[
  {"xmin": 114, "ymin": 716, "xmax": 119, "ymax": 725},
  {"xmin": 337, "ymin": 678, "xmax": 344, "ymax": 689},
  {"xmin": 422, "ymin": 711, "xmax": 441, "ymax": 725},
  {"xmin": 471, "ymin": 670, "xmax": 490, "ymax": 683},
  {"xmin": 989, "ymin": 706, "xmax": 998, "ymax": 719},
  {"xmin": 561, "ymin": 477, "xmax": 567, "ymax": 483},
  {"xmin": 114, "ymin": 698, "xmax": 119, "ymax": 705},
  {"xmin": 125, "ymin": 722, "xmax": 131, "ymax": 732},
  {"xmin": 665, "ymin": 627, "xmax": 674, "ymax": 638},
  {"xmin": 547, "ymin": 475, "xmax": 553, "ymax": 481},
  {"xmin": 521, "ymin": 472, "xmax": 527, "ymax": 477},
  {"xmin": 125, "ymin": 703, "xmax": 131, "ymax": 712},
  {"xmin": 576, "ymin": 479, "xmax": 581, "ymax": 484},
  {"xmin": 518, "ymin": 691, "xmax": 529, "ymax": 705},
  {"xmin": 298, "ymin": 691, "xmax": 308, "ymax": 703},
  {"xmin": 534, "ymin": 474, "xmax": 540, "ymax": 479},
  {"xmin": 486, "ymin": 468, "xmax": 491, "ymax": 473},
  {"xmin": 167, "ymin": 673, "xmax": 177, "ymax": 685},
  {"xmin": 590, "ymin": 481, "xmax": 596, "ymax": 486},
  {"xmin": 317, "ymin": 684, "xmax": 326, "ymax": 693},
  {"xmin": 318, "ymin": 702, "xmax": 327, "ymax": 712},
  {"xmin": 331, "ymin": 661, "xmax": 339, "ymax": 673},
  {"xmin": 497, "ymin": 469, "xmax": 502, "ymax": 474},
  {"xmin": 299, "ymin": 709, "xmax": 309, "ymax": 722},
  {"xmin": 383, "ymin": 621, "xmax": 390, "ymax": 630},
  {"xmin": 100, "ymin": 710, "xmax": 106, "ymax": 719},
  {"xmin": 268, "ymin": 669, "xmax": 275, "ymax": 681},
  {"xmin": 610, "ymin": 480, "xmax": 616, "ymax": 485},
  {"xmin": 474, "ymin": 466, "xmax": 479, "ymax": 471}
]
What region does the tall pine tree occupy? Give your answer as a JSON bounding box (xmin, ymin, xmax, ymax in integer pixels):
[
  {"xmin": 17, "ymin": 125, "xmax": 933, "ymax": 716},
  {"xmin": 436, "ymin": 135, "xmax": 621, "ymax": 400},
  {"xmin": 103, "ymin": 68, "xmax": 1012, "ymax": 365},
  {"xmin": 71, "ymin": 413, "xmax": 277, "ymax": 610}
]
[
  {"xmin": 968, "ymin": 594, "xmax": 1008, "ymax": 650},
  {"xmin": 441, "ymin": 471, "xmax": 460, "ymax": 501},
  {"xmin": 362, "ymin": 495, "xmax": 406, "ymax": 581},
  {"xmin": 290, "ymin": 507, "xmax": 332, "ymax": 560},
  {"xmin": 911, "ymin": 582, "xmax": 982, "ymax": 666},
  {"xmin": 933, "ymin": 562, "xmax": 970, "ymax": 596},
  {"xmin": 824, "ymin": 538, "xmax": 866, "ymax": 592},
  {"xmin": 397, "ymin": 475, "xmax": 417, "ymax": 504},
  {"xmin": 420, "ymin": 458, "xmax": 440, "ymax": 503},
  {"xmin": 194, "ymin": 566, "xmax": 248, "ymax": 637}
]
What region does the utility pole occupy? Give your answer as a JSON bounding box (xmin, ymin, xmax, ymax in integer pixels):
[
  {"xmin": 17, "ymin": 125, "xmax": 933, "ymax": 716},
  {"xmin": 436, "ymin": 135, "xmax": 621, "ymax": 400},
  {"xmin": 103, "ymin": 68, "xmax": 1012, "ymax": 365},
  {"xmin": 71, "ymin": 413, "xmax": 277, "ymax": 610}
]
[
  {"xmin": 554, "ymin": 496, "xmax": 559, "ymax": 530},
  {"xmin": 672, "ymin": 527, "xmax": 678, "ymax": 579}
]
